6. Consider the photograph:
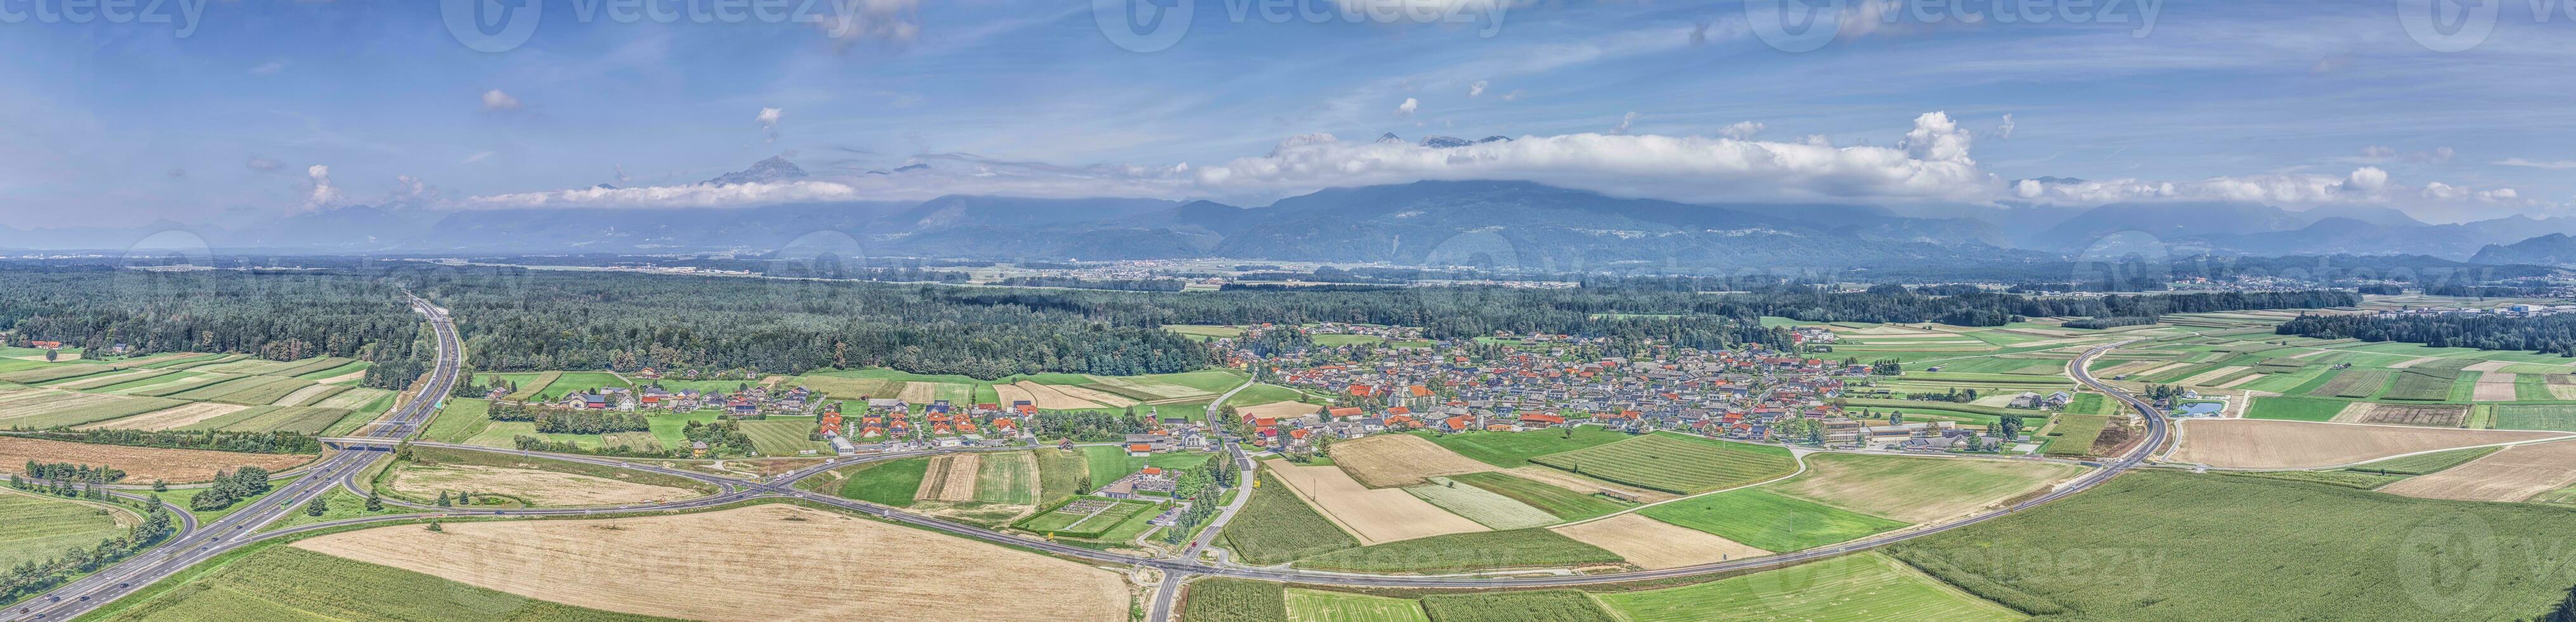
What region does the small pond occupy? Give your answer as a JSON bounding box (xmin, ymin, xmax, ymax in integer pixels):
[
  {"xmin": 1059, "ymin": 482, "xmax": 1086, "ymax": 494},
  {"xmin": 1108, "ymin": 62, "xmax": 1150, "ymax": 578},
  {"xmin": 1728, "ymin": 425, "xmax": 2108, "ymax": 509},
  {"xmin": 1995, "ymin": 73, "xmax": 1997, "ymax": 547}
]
[{"xmin": 2173, "ymin": 401, "xmax": 2224, "ymax": 416}]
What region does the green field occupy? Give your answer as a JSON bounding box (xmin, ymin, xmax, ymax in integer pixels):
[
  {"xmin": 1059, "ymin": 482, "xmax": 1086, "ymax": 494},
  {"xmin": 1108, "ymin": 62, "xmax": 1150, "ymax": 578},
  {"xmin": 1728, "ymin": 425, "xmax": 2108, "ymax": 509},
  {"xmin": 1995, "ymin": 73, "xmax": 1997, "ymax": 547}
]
[
  {"xmin": 421, "ymin": 398, "xmax": 494, "ymax": 443},
  {"xmin": 834, "ymin": 457, "xmax": 930, "ymax": 507},
  {"xmin": 1417, "ymin": 590, "xmax": 1615, "ymax": 622},
  {"xmin": 2042, "ymin": 414, "xmax": 2109, "ymax": 457},
  {"xmin": 2244, "ymin": 396, "xmax": 2350, "ymax": 422},
  {"xmin": 1590, "ymin": 552, "xmax": 2020, "ymax": 622},
  {"xmin": 1886, "ymin": 471, "xmax": 2576, "ymax": 619},
  {"xmin": 2218, "ymin": 470, "xmax": 2408, "ymax": 490},
  {"xmin": 1285, "ymin": 589, "xmax": 1428, "ymax": 622},
  {"xmin": 1410, "ymin": 427, "xmax": 1636, "ymax": 467},
  {"xmin": 2493, "ymin": 404, "xmax": 2576, "ymax": 432},
  {"xmin": 1034, "ymin": 447, "xmax": 1089, "ymax": 507},
  {"xmin": 1014, "ymin": 498, "xmax": 1159, "ymax": 537},
  {"xmin": 1220, "ymin": 471, "xmax": 1359, "ymax": 565},
  {"xmin": 1527, "ymin": 432, "xmax": 1797, "ymax": 494},
  {"xmin": 2342, "ymin": 446, "xmax": 2499, "ymax": 476},
  {"xmin": 973, "ymin": 451, "xmax": 1039, "ymax": 505},
  {"xmin": 1446, "ymin": 471, "xmax": 1631, "ymax": 520},
  {"xmin": 1294, "ymin": 528, "xmax": 1621, "ymax": 573},
  {"xmin": 1180, "ymin": 578, "xmax": 1286, "ymax": 622},
  {"xmin": 1766, "ymin": 453, "xmax": 2084, "ymax": 523},
  {"xmin": 736, "ymin": 419, "xmax": 827, "ymax": 456},
  {"xmin": 93, "ymin": 545, "xmax": 664, "ymax": 621},
  {"xmin": 0, "ymin": 489, "xmax": 133, "ymax": 568},
  {"xmin": 1638, "ymin": 488, "xmax": 1909, "ymax": 552}
]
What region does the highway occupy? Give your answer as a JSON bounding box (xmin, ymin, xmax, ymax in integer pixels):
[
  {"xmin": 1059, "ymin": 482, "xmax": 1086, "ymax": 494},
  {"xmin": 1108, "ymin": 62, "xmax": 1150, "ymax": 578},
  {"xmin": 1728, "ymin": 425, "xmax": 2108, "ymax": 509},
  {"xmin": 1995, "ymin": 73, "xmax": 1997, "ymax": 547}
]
[
  {"xmin": 8, "ymin": 321, "xmax": 2169, "ymax": 621},
  {"xmin": 7, "ymin": 295, "xmax": 462, "ymax": 622}
]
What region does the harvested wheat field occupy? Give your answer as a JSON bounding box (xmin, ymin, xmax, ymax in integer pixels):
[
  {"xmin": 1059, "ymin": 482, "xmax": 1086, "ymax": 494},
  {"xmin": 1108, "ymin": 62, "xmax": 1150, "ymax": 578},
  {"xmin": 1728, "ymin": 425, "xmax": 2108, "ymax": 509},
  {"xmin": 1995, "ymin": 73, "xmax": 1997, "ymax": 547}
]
[
  {"xmin": 2462, "ymin": 360, "xmax": 2518, "ymax": 373},
  {"xmin": 1008, "ymin": 381, "xmax": 1110, "ymax": 409},
  {"xmin": 2168, "ymin": 419, "xmax": 2570, "ymax": 468},
  {"xmin": 313, "ymin": 370, "xmax": 367, "ymax": 385},
  {"xmin": 270, "ymin": 382, "xmax": 345, "ymax": 406},
  {"xmin": 290, "ymin": 504, "xmax": 1127, "ymax": 622},
  {"xmin": 1327, "ymin": 434, "xmax": 1496, "ymax": 487},
  {"xmin": 2290, "ymin": 349, "xmax": 2334, "ymax": 359},
  {"xmin": 2179, "ymin": 366, "xmax": 2250, "ymax": 387},
  {"xmin": 897, "ymin": 381, "xmax": 940, "ymax": 404},
  {"xmin": 388, "ymin": 463, "xmax": 699, "ymax": 506},
  {"xmin": 915, "ymin": 453, "xmax": 982, "ymax": 502},
  {"xmin": 2474, "ymin": 373, "xmax": 2520, "ymax": 402},
  {"xmin": 0, "ymin": 436, "xmax": 311, "ymax": 482},
  {"xmin": 1551, "ymin": 513, "xmax": 1768, "ymax": 569},
  {"xmin": 2132, "ymin": 362, "xmax": 2195, "ymax": 378},
  {"xmin": 1237, "ymin": 400, "xmax": 1322, "ymax": 421},
  {"xmin": 1049, "ymin": 384, "xmax": 1137, "ymax": 407},
  {"xmin": 2386, "ymin": 356, "xmax": 2445, "ymax": 369},
  {"xmin": 2216, "ymin": 374, "xmax": 2264, "ymax": 389},
  {"xmin": 1505, "ymin": 465, "xmax": 1679, "ymax": 503},
  {"xmin": 2379, "ymin": 440, "xmax": 2576, "ymax": 501},
  {"xmin": 73, "ymin": 402, "xmax": 246, "ymax": 431},
  {"xmin": 1263, "ymin": 460, "xmax": 1486, "ymax": 545}
]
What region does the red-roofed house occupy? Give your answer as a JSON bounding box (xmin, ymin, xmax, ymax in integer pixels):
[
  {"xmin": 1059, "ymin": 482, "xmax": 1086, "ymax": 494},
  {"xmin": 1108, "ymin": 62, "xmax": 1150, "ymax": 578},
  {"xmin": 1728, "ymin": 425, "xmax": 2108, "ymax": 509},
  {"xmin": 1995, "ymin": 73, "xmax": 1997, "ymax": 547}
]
[{"xmin": 1127, "ymin": 443, "xmax": 1154, "ymax": 457}]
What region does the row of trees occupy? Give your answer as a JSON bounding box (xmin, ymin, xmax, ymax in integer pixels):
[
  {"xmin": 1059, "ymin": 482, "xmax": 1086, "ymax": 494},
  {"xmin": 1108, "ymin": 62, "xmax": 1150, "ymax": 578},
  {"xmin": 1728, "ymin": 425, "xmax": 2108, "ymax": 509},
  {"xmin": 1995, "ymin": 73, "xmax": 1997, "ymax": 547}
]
[
  {"xmin": 1157, "ymin": 453, "xmax": 1234, "ymax": 545},
  {"xmin": 20, "ymin": 461, "xmax": 124, "ymax": 483},
  {"xmin": 1032, "ymin": 409, "xmax": 1152, "ymax": 442},
  {"xmin": 488, "ymin": 402, "xmax": 648, "ymax": 434},
  {"xmin": 2277, "ymin": 313, "xmax": 2576, "ymax": 356},
  {"xmin": 22, "ymin": 429, "xmax": 324, "ymax": 454}
]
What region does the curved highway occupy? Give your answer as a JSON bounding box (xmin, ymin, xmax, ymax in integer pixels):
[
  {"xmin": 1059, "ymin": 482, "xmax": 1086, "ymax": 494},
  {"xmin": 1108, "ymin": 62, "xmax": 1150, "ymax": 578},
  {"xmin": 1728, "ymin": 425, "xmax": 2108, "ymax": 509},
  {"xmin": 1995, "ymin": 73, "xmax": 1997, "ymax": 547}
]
[{"xmin": 9, "ymin": 322, "xmax": 2169, "ymax": 621}]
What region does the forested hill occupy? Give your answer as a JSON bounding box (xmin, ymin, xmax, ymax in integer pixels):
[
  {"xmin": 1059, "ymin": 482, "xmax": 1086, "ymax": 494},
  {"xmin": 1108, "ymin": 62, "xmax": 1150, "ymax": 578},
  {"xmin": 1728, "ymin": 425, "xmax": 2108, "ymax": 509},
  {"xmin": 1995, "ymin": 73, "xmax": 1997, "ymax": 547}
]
[
  {"xmin": 0, "ymin": 267, "xmax": 431, "ymax": 388},
  {"xmin": 2277, "ymin": 313, "xmax": 2576, "ymax": 357}
]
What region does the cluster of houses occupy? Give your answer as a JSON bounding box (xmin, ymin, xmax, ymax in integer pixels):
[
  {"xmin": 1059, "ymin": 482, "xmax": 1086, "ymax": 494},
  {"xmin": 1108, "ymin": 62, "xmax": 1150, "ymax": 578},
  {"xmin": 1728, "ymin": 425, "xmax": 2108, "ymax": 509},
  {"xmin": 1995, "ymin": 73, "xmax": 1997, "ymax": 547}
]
[{"xmin": 1211, "ymin": 326, "xmax": 2032, "ymax": 454}]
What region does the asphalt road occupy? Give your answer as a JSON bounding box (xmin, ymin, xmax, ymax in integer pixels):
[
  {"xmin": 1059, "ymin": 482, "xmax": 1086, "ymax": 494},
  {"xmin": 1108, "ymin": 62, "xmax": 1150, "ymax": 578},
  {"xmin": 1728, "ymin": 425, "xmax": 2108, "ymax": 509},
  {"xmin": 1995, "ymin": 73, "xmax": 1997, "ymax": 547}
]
[
  {"xmin": 7, "ymin": 295, "xmax": 463, "ymax": 622},
  {"xmin": 10, "ymin": 329, "xmax": 2170, "ymax": 622}
]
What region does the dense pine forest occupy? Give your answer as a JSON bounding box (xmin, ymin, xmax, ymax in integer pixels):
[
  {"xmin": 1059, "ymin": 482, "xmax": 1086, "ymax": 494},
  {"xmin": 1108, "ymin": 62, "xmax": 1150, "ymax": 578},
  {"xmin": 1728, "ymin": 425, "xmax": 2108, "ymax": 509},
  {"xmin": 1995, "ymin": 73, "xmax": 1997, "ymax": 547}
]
[
  {"xmin": 2277, "ymin": 313, "xmax": 2576, "ymax": 356},
  {"xmin": 0, "ymin": 267, "xmax": 430, "ymax": 389}
]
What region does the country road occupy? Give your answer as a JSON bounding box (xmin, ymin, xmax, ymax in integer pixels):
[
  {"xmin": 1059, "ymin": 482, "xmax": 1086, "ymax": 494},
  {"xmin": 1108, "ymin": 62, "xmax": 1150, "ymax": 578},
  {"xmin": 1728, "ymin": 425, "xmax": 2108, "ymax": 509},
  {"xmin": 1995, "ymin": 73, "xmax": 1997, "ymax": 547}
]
[{"xmin": 10, "ymin": 328, "xmax": 2169, "ymax": 622}]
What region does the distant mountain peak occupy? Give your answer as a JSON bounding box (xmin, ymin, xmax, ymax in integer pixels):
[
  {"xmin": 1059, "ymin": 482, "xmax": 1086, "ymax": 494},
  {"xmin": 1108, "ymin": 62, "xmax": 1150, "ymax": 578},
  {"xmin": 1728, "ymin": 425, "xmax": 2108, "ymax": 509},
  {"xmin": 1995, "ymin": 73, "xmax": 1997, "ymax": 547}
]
[
  {"xmin": 1376, "ymin": 132, "xmax": 1403, "ymax": 143},
  {"xmin": 702, "ymin": 156, "xmax": 808, "ymax": 186},
  {"xmin": 1420, "ymin": 135, "xmax": 1471, "ymax": 148}
]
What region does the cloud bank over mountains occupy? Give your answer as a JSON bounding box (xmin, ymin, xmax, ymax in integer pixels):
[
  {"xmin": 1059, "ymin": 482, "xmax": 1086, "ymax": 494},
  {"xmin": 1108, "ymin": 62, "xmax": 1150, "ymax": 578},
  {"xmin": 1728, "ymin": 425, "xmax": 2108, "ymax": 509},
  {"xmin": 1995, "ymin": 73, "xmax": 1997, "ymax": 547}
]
[{"xmin": 454, "ymin": 111, "xmax": 2532, "ymax": 218}]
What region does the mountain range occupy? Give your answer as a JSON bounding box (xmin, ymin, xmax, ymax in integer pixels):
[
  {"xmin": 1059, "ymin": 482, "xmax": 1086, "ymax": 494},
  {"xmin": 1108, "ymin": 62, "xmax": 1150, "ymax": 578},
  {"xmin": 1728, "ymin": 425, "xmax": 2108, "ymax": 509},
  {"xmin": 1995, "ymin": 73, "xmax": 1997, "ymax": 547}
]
[{"xmin": 8, "ymin": 156, "xmax": 2575, "ymax": 269}]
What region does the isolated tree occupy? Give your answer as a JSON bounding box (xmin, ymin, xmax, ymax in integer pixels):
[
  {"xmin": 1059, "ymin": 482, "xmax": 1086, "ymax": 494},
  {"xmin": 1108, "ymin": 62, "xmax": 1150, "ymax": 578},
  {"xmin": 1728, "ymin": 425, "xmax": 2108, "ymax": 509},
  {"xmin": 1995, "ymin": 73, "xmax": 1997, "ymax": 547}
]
[
  {"xmin": 458, "ymin": 491, "xmax": 473, "ymax": 505},
  {"xmin": 305, "ymin": 496, "xmax": 328, "ymax": 517},
  {"xmin": 435, "ymin": 491, "xmax": 451, "ymax": 507},
  {"xmin": 44, "ymin": 349, "xmax": 56, "ymax": 362},
  {"xmin": 427, "ymin": 520, "xmax": 443, "ymax": 533},
  {"xmin": 365, "ymin": 493, "xmax": 383, "ymax": 512},
  {"xmin": 150, "ymin": 479, "xmax": 168, "ymax": 493}
]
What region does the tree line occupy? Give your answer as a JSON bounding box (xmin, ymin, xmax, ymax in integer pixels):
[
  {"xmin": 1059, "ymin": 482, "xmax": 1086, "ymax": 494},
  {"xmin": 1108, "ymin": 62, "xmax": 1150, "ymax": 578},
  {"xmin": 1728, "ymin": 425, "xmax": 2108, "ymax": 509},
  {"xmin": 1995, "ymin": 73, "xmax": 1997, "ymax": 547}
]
[
  {"xmin": 188, "ymin": 466, "xmax": 273, "ymax": 512},
  {"xmin": 20, "ymin": 461, "xmax": 123, "ymax": 483},
  {"xmin": 18, "ymin": 429, "xmax": 324, "ymax": 454},
  {"xmin": 489, "ymin": 402, "xmax": 649, "ymax": 434},
  {"xmin": 2276, "ymin": 313, "xmax": 2576, "ymax": 357}
]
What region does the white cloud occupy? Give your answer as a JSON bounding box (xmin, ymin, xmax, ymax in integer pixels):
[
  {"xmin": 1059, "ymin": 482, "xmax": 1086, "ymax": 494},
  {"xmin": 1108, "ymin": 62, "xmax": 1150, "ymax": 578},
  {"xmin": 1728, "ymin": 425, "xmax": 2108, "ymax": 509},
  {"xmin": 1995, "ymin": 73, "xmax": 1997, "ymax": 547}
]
[
  {"xmin": 812, "ymin": 0, "xmax": 921, "ymax": 48},
  {"xmin": 461, "ymin": 151, "xmax": 496, "ymax": 164},
  {"xmin": 248, "ymin": 60, "xmax": 286, "ymax": 76},
  {"xmin": 480, "ymin": 89, "xmax": 522, "ymax": 112},
  {"xmin": 1993, "ymin": 114, "xmax": 2015, "ymax": 139},
  {"xmin": 2361, "ymin": 145, "xmax": 2396, "ymax": 159},
  {"xmin": 1719, "ymin": 121, "xmax": 1764, "ymax": 140},
  {"xmin": 1394, "ymin": 98, "xmax": 1419, "ymax": 117},
  {"xmin": 1611, "ymin": 112, "xmax": 1639, "ymax": 135},
  {"xmin": 303, "ymin": 164, "xmax": 341, "ymax": 209},
  {"xmin": 244, "ymin": 156, "xmax": 282, "ymax": 172},
  {"xmin": 1468, "ymin": 81, "xmax": 1488, "ymax": 98},
  {"xmin": 2496, "ymin": 157, "xmax": 2576, "ymax": 170},
  {"xmin": 390, "ymin": 175, "xmax": 437, "ymax": 201},
  {"xmin": 758, "ymin": 107, "xmax": 784, "ymax": 142},
  {"xmin": 1501, "ymin": 89, "xmax": 1525, "ymax": 102}
]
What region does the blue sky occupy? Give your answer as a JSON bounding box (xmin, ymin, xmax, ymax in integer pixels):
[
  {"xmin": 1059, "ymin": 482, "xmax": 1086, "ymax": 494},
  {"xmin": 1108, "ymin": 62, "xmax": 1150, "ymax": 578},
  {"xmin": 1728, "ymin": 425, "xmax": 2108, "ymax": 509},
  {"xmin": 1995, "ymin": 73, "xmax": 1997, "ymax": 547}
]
[{"xmin": 3, "ymin": 0, "xmax": 2573, "ymax": 228}]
